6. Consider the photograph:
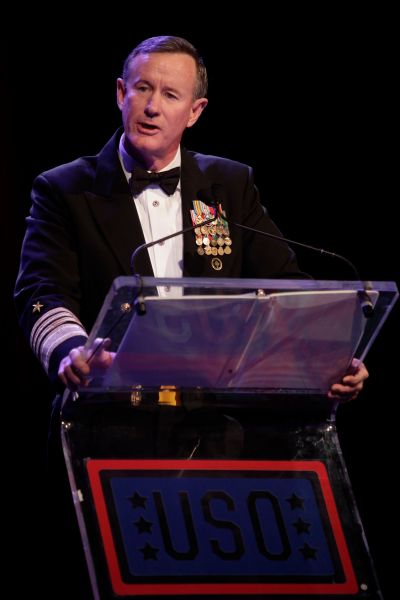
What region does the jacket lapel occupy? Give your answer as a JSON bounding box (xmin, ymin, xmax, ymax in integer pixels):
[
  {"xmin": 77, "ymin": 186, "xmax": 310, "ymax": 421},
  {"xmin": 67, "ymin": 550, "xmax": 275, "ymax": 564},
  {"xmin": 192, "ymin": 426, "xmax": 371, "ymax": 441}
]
[
  {"xmin": 84, "ymin": 130, "xmax": 154, "ymax": 277},
  {"xmin": 180, "ymin": 148, "xmax": 213, "ymax": 277},
  {"xmin": 181, "ymin": 149, "xmax": 229, "ymax": 278}
]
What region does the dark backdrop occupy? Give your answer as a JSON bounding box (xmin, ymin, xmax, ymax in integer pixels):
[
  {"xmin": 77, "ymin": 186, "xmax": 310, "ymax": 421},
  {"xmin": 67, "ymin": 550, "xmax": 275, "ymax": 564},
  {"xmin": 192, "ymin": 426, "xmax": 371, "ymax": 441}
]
[{"xmin": 4, "ymin": 10, "xmax": 397, "ymax": 598}]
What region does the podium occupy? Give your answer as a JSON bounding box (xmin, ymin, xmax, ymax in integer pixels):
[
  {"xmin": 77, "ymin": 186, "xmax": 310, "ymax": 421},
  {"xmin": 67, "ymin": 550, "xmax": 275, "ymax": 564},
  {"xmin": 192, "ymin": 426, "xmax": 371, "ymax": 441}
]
[{"xmin": 60, "ymin": 277, "xmax": 397, "ymax": 599}]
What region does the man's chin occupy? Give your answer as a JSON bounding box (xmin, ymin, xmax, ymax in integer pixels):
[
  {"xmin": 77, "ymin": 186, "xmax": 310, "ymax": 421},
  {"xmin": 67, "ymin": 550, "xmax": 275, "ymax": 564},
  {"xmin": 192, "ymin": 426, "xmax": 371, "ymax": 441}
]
[
  {"xmin": 125, "ymin": 137, "xmax": 159, "ymax": 162},
  {"xmin": 133, "ymin": 136, "xmax": 163, "ymax": 154}
]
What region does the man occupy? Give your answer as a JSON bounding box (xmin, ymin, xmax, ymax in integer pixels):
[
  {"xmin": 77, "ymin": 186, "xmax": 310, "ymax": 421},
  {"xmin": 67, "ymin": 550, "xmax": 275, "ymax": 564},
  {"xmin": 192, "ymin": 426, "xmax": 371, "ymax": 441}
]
[
  {"xmin": 15, "ymin": 35, "xmax": 367, "ymax": 398},
  {"xmin": 14, "ymin": 35, "xmax": 370, "ymax": 598}
]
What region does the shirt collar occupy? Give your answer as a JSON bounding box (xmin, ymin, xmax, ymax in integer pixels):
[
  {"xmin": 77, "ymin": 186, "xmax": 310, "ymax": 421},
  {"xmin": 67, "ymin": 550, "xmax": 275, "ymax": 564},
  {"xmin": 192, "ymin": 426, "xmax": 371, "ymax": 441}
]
[{"xmin": 118, "ymin": 133, "xmax": 181, "ymax": 182}]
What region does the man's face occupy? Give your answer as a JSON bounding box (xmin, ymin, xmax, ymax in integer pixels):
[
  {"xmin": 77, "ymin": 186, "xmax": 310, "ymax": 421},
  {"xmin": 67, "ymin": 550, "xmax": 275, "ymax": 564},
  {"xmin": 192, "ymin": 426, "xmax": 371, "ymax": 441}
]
[{"xmin": 117, "ymin": 52, "xmax": 207, "ymax": 169}]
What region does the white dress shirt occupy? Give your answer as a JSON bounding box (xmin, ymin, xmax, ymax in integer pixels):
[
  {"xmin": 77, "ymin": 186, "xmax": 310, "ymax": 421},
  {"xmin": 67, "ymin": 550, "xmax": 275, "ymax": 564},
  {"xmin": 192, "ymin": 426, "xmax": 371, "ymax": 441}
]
[{"xmin": 119, "ymin": 135, "xmax": 183, "ymax": 297}]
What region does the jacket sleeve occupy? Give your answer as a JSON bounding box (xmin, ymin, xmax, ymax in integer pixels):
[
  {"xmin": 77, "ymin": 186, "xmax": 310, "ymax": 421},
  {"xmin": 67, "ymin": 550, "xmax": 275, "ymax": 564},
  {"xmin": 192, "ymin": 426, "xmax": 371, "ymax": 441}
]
[{"xmin": 14, "ymin": 173, "xmax": 88, "ymax": 384}]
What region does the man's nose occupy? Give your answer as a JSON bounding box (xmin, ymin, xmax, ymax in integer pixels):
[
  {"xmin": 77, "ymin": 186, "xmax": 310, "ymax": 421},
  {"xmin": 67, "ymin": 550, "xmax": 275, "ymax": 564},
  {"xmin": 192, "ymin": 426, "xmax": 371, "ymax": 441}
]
[{"xmin": 144, "ymin": 93, "xmax": 161, "ymax": 117}]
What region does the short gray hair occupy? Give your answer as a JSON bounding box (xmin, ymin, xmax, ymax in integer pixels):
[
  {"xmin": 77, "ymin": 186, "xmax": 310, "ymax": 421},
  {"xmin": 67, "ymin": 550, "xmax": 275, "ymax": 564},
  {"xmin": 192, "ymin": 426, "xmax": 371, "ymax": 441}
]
[{"xmin": 122, "ymin": 35, "xmax": 208, "ymax": 100}]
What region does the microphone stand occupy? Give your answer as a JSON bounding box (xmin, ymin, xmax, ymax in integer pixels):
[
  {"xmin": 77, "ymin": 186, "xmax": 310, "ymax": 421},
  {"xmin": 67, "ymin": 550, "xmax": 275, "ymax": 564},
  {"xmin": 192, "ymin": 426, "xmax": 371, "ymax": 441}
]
[
  {"xmin": 129, "ymin": 191, "xmax": 373, "ymax": 318},
  {"xmin": 217, "ymin": 210, "xmax": 374, "ymax": 318}
]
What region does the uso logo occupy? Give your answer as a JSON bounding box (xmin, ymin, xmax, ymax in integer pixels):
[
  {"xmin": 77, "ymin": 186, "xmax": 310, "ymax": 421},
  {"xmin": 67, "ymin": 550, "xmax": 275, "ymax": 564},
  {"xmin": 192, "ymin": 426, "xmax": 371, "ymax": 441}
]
[{"xmin": 87, "ymin": 459, "xmax": 358, "ymax": 596}]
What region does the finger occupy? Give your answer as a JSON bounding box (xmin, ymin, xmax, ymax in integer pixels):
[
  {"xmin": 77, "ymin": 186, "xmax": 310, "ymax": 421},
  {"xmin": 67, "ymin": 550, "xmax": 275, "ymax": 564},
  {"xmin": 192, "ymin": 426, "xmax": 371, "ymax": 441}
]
[
  {"xmin": 344, "ymin": 360, "xmax": 368, "ymax": 382},
  {"xmin": 88, "ymin": 338, "xmax": 114, "ymax": 368},
  {"xmin": 100, "ymin": 337, "xmax": 112, "ymax": 349},
  {"xmin": 58, "ymin": 369, "xmax": 79, "ymax": 391},
  {"xmin": 73, "ymin": 361, "xmax": 90, "ymax": 376},
  {"xmin": 328, "ymin": 390, "xmax": 359, "ymax": 402},
  {"xmin": 66, "ymin": 364, "xmax": 85, "ymax": 385},
  {"xmin": 350, "ymin": 358, "xmax": 361, "ymax": 370},
  {"xmin": 86, "ymin": 338, "xmax": 107, "ymax": 363},
  {"xmin": 328, "ymin": 383, "xmax": 361, "ymax": 397},
  {"xmin": 100, "ymin": 348, "xmax": 115, "ymax": 367},
  {"xmin": 58, "ymin": 358, "xmax": 72, "ymax": 387},
  {"xmin": 69, "ymin": 345, "xmax": 85, "ymax": 358},
  {"xmin": 92, "ymin": 337, "xmax": 112, "ymax": 357},
  {"xmin": 330, "ymin": 382, "xmax": 363, "ymax": 395},
  {"xmin": 69, "ymin": 350, "xmax": 90, "ymax": 376},
  {"xmin": 58, "ymin": 371, "xmax": 67, "ymax": 387},
  {"xmin": 342, "ymin": 367, "xmax": 368, "ymax": 385},
  {"xmin": 91, "ymin": 337, "xmax": 111, "ymax": 348},
  {"xmin": 58, "ymin": 354, "xmax": 89, "ymax": 390},
  {"xmin": 342, "ymin": 374, "xmax": 363, "ymax": 385}
]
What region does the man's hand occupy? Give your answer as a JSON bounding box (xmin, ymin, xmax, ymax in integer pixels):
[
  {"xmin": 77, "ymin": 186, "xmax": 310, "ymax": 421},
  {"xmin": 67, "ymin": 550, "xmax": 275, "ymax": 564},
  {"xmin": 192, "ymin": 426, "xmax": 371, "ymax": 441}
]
[
  {"xmin": 58, "ymin": 338, "xmax": 115, "ymax": 390},
  {"xmin": 328, "ymin": 358, "xmax": 369, "ymax": 402}
]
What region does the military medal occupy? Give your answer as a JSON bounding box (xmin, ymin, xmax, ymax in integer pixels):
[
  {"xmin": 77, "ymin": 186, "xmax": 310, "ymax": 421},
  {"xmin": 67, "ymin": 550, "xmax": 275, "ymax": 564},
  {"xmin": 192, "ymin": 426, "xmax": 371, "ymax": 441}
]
[{"xmin": 190, "ymin": 199, "xmax": 232, "ymax": 270}]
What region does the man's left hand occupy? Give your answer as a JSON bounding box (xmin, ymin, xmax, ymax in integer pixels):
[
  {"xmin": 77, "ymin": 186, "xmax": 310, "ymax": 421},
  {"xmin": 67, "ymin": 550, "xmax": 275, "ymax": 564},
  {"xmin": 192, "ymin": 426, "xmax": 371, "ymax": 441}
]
[{"xmin": 328, "ymin": 359, "xmax": 369, "ymax": 402}]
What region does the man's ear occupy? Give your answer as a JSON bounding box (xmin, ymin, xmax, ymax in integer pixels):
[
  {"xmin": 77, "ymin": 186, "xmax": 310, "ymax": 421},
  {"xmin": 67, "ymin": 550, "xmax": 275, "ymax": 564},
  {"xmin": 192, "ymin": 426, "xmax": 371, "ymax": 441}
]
[
  {"xmin": 187, "ymin": 98, "xmax": 208, "ymax": 128},
  {"xmin": 116, "ymin": 78, "xmax": 126, "ymax": 110}
]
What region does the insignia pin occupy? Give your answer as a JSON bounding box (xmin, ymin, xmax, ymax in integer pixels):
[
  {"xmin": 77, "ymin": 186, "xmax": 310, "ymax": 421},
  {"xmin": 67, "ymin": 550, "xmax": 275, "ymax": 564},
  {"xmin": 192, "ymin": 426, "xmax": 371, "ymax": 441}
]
[
  {"xmin": 32, "ymin": 302, "xmax": 44, "ymax": 314},
  {"xmin": 211, "ymin": 257, "xmax": 223, "ymax": 271}
]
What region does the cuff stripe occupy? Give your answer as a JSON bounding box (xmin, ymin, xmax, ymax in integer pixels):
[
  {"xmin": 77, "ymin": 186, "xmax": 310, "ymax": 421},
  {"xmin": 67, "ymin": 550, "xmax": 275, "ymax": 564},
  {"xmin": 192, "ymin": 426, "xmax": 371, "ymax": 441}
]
[{"xmin": 30, "ymin": 307, "xmax": 88, "ymax": 373}]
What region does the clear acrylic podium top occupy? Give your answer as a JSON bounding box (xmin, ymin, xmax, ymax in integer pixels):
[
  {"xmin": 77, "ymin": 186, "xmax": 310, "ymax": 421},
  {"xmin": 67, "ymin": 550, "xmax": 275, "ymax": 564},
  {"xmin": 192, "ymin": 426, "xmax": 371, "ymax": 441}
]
[{"xmin": 83, "ymin": 277, "xmax": 398, "ymax": 395}]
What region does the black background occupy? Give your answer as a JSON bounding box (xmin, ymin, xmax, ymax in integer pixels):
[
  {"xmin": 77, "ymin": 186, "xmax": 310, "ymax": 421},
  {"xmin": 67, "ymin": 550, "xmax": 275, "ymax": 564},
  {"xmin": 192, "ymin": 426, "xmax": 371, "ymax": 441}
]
[{"xmin": 3, "ymin": 8, "xmax": 397, "ymax": 598}]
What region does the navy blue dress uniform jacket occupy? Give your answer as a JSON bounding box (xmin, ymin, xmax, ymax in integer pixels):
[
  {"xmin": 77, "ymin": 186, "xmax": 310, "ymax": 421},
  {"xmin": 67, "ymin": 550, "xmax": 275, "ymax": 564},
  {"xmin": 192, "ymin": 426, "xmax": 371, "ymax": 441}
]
[{"xmin": 15, "ymin": 129, "xmax": 304, "ymax": 383}]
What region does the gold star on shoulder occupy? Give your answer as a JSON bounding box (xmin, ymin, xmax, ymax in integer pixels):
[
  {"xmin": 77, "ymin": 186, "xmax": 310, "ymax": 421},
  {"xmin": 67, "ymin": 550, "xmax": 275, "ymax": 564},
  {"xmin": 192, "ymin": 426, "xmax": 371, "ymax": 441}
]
[{"xmin": 32, "ymin": 302, "xmax": 44, "ymax": 314}]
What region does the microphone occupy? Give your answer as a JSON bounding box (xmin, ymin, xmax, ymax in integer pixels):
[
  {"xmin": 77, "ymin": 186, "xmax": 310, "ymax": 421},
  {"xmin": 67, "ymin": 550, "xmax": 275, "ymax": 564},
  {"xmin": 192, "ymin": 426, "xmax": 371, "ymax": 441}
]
[
  {"xmin": 197, "ymin": 186, "xmax": 374, "ymax": 318},
  {"xmin": 130, "ymin": 212, "xmax": 218, "ymax": 315}
]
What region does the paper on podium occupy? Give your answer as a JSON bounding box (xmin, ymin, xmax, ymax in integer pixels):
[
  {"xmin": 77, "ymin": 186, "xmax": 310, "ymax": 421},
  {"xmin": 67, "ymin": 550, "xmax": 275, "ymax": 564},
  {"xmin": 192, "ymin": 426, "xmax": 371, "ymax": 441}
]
[{"xmin": 103, "ymin": 289, "xmax": 375, "ymax": 393}]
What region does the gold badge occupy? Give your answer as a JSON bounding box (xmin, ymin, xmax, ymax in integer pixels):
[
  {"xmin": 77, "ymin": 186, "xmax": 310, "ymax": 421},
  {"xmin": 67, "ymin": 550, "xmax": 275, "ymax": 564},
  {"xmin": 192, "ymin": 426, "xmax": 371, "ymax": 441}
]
[
  {"xmin": 211, "ymin": 257, "xmax": 223, "ymax": 271},
  {"xmin": 32, "ymin": 302, "xmax": 43, "ymax": 314}
]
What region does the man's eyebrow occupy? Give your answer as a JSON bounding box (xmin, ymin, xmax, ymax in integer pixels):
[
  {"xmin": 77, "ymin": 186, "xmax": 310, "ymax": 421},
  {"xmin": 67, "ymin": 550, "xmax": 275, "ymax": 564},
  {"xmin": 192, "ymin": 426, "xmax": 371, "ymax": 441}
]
[{"xmin": 133, "ymin": 77, "xmax": 152, "ymax": 86}]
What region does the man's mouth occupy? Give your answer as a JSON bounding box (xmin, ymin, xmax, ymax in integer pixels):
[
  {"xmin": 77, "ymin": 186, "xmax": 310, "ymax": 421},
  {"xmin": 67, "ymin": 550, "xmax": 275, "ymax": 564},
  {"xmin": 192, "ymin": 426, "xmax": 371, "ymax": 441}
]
[{"xmin": 138, "ymin": 122, "xmax": 159, "ymax": 133}]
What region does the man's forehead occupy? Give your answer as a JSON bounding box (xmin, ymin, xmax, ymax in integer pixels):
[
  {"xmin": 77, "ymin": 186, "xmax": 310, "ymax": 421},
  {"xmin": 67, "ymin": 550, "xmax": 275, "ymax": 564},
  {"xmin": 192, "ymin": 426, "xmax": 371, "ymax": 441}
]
[{"xmin": 129, "ymin": 52, "xmax": 196, "ymax": 78}]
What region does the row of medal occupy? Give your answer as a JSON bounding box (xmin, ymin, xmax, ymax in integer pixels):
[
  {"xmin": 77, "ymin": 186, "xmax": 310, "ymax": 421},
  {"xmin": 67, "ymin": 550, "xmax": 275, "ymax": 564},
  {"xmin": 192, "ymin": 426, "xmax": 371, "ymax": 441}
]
[{"xmin": 190, "ymin": 200, "xmax": 232, "ymax": 258}]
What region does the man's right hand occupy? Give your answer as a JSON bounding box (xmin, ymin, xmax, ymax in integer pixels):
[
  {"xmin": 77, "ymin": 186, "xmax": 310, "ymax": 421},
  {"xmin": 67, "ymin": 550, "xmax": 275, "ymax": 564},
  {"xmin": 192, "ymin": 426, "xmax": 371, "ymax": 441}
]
[{"xmin": 58, "ymin": 338, "xmax": 115, "ymax": 390}]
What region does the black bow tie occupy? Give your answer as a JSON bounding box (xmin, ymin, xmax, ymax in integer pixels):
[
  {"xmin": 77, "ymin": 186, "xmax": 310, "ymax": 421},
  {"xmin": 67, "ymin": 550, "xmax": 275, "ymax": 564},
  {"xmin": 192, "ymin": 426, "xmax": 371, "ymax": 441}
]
[{"xmin": 129, "ymin": 165, "xmax": 181, "ymax": 197}]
